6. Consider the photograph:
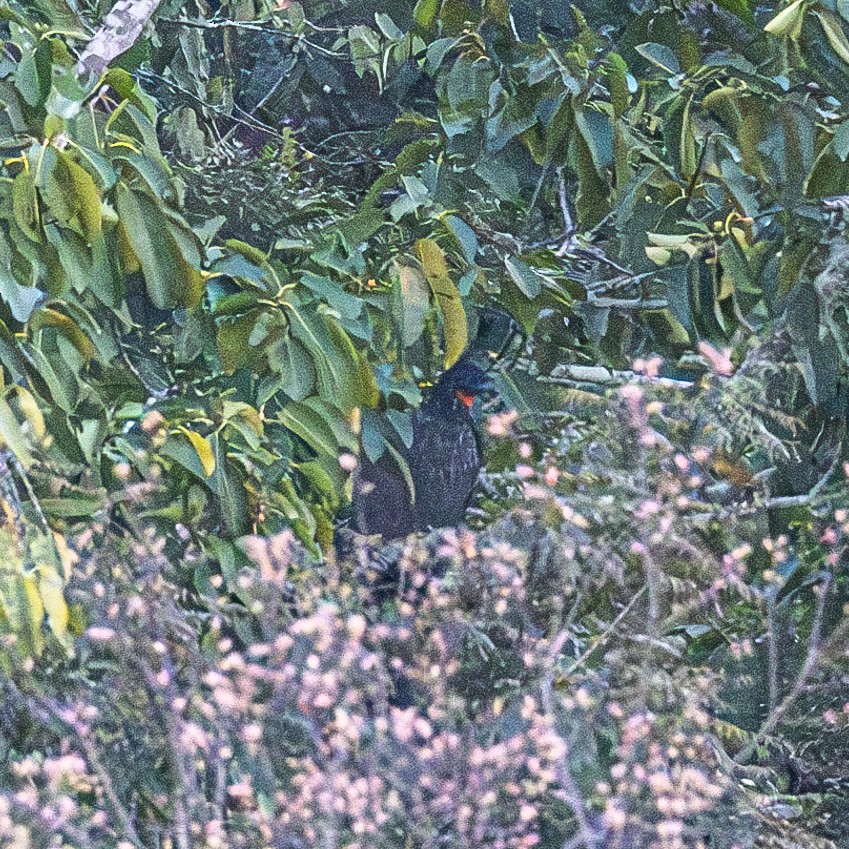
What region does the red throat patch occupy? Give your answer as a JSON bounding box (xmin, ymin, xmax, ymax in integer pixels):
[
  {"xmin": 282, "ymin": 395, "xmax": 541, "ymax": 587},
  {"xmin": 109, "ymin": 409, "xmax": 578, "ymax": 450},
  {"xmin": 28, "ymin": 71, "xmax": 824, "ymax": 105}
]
[{"xmin": 455, "ymin": 390, "xmax": 476, "ymax": 409}]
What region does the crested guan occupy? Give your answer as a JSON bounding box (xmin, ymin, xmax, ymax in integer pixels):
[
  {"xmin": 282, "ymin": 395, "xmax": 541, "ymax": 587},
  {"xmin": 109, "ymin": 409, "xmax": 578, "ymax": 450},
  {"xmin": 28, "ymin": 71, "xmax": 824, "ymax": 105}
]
[
  {"xmin": 352, "ymin": 357, "xmax": 492, "ymax": 538},
  {"xmin": 352, "ymin": 307, "xmax": 520, "ymax": 538}
]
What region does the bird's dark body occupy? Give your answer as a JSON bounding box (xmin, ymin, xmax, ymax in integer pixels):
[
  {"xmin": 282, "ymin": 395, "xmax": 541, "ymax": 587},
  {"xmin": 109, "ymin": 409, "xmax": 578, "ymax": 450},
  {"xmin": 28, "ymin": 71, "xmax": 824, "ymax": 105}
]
[{"xmin": 353, "ymin": 362, "xmax": 486, "ymax": 538}]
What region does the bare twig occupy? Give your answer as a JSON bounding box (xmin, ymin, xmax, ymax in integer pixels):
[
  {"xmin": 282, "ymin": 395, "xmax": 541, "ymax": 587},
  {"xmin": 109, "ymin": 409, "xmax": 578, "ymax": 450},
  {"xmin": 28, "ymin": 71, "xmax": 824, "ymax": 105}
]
[
  {"xmin": 562, "ymin": 585, "xmax": 648, "ymax": 677},
  {"xmin": 735, "ymin": 575, "xmax": 839, "ymax": 765},
  {"xmin": 158, "ymin": 16, "xmax": 345, "ymax": 57}
]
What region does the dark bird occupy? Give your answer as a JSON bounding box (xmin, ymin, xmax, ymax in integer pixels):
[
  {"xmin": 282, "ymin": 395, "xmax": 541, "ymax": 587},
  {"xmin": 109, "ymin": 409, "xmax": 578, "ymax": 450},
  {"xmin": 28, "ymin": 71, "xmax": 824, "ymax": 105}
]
[
  {"xmin": 352, "ymin": 307, "xmax": 520, "ymax": 538},
  {"xmin": 352, "ymin": 358, "xmax": 493, "ymax": 538}
]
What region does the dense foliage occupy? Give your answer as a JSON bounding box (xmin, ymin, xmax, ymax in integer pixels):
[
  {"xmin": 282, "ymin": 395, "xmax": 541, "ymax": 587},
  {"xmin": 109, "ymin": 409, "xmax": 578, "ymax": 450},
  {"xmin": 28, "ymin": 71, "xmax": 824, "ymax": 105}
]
[{"xmin": 0, "ymin": 0, "xmax": 846, "ymax": 846}]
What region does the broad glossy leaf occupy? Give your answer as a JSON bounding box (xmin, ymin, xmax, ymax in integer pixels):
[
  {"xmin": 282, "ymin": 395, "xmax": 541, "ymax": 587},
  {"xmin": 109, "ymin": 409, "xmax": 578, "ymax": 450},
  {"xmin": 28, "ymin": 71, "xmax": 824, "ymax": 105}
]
[
  {"xmin": 15, "ymin": 40, "xmax": 50, "ymax": 108},
  {"xmin": 112, "ymin": 151, "xmax": 175, "ymax": 202},
  {"xmin": 505, "ymin": 255, "xmax": 542, "ymax": 299},
  {"xmin": 278, "ymin": 401, "xmax": 340, "ymax": 458},
  {"xmin": 387, "ymin": 407, "xmax": 414, "ymax": 448},
  {"xmin": 634, "ymin": 42, "xmax": 681, "ymax": 76},
  {"xmin": 13, "ymin": 386, "xmax": 45, "ymax": 442},
  {"xmin": 814, "ymin": 9, "xmax": 849, "ymax": 64},
  {"xmin": 36, "ymin": 148, "xmax": 102, "ymax": 241},
  {"xmin": 29, "ymin": 307, "xmax": 94, "ymax": 361},
  {"xmin": 0, "ymin": 393, "xmax": 33, "ymax": 469},
  {"xmin": 267, "ymin": 333, "xmax": 316, "ymax": 402},
  {"xmin": 287, "ymin": 306, "xmax": 369, "ymax": 411},
  {"xmin": 763, "ymin": 0, "xmax": 809, "ymax": 38},
  {"xmin": 0, "ymin": 230, "xmax": 42, "ymax": 320},
  {"xmin": 396, "ymin": 263, "xmax": 429, "ymax": 347},
  {"xmin": 160, "ymin": 432, "xmax": 213, "ymax": 483},
  {"xmin": 208, "ymin": 433, "xmax": 249, "ymax": 537},
  {"xmin": 177, "ymin": 426, "xmax": 215, "ymax": 477},
  {"xmin": 415, "ymin": 237, "xmax": 468, "ymax": 367},
  {"xmin": 39, "ymin": 491, "xmax": 106, "ymax": 517},
  {"xmin": 36, "ymin": 562, "xmax": 68, "ymax": 645},
  {"xmin": 413, "ymin": 0, "xmax": 440, "ymax": 29},
  {"xmin": 442, "ymin": 214, "xmax": 478, "ymax": 263},
  {"xmin": 101, "ymin": 68, "xmax": 158, "ymax": 121},
  {"xmin": 606, "ymin": 53, "xmax": 630, "ymax": 118},
  {"xmin": 12, "ymin": 170, "xmax": 41, "ymax": 243},
  {"xmin": 300, "ymin": 272, "xmax": 362, "ymax": 319},
  {"xmin": 115, "ymin": 185, "xmax": 204, "ymax": 309}
]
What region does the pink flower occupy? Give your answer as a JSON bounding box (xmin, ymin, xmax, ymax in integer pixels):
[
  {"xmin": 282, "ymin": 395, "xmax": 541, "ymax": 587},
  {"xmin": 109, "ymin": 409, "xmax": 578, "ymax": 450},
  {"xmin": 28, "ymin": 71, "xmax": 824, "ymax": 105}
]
[{"xmin": 698, "ymin": 341, "xmax": 734, "ymax": 376}]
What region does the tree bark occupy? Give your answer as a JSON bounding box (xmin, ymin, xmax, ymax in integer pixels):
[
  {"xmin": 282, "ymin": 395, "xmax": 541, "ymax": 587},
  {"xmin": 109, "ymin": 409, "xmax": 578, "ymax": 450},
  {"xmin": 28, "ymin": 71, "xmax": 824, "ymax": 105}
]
[{"xmin": 77, "ymin": 0, "xmax": 165, "ymax": 77}]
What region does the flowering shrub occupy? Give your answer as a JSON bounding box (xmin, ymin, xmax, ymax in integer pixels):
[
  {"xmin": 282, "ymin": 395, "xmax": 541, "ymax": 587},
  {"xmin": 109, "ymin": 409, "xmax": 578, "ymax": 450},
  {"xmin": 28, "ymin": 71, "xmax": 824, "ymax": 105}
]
[{"xmin": 0, "ymin": 356, "xmax": 845, "ymax": 849}]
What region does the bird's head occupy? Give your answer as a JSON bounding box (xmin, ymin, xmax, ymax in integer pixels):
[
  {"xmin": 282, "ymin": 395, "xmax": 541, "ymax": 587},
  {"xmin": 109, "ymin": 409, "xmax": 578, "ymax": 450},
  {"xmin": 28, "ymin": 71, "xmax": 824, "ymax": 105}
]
[{"xmin": 431, "ymin": 358, "xmax": 494, "ymax": 411}]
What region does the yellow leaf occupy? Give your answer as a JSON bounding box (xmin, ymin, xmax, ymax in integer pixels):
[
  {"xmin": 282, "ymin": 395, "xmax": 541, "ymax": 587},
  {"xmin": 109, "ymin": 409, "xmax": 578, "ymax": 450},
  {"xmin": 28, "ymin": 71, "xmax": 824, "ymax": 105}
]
[
  {"xmin": 178, "ymin": 427, "xmax": 216, "ymax": 477},
  {"xmin": 29, "ymin": 308, "xmax": 95, "ymax": 361},
  {"xmin": 415, "ymin": 238, "xmax": 468, "ymax": 368},
  {"xmin": 37, "ymin": 564, "xmax": 69, "ymax": 642},
  {"xmin": 763, "ymin": 0, "xmax": 808, "ymax": 38},
  {"xmin": 22, "ymin": 574, "xmax": 45, "ymax": 656},
  {"xmin": 14, "ymin": 386, "xmax": 46, "ymax": 442},
  {"xmin": 51, "ymin": 530, "xmax": 77, "ymax": 582}
]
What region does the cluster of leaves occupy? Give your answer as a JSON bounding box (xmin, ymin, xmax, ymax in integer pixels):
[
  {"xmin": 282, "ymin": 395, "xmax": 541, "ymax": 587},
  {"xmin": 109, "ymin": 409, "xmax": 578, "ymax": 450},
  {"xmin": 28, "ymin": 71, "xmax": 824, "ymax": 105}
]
[{"xmin": 0, "ymin": 0, "xmax": 847, "ymax": 846}]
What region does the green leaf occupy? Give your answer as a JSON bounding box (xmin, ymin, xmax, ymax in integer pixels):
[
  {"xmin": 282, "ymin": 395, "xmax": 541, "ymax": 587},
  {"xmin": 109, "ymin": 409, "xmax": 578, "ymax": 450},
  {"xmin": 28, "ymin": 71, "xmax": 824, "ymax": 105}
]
[
  {"xmin": 208, "ymin": 433, "xmax": 249, "ymax": 538},
  {"xmin": 300, "ymin": 272, "xmax": 363, "ymax": 320},
  {"xmin": 505, "ymin": 256, "xmax": 542, "ymax": 299},
  {"xmin": 396, "ymin": 263, "xmax": 430, "ymax": 347},
  {"xmin": 287, "ymin": 307, "xmax": 369, "ymax": 412},
  {"xmin": 15, "ymin": 40, "xmax": 51, "ymax": 108},
  {"xmin": 37, "ymin": 562, "xmax": 68, "ymax": 645},
  {"xmin": 39, "ymin": 492, "xmax": 106, "ymax": 517},
  {"xmin": 714, "ymin": 0, "xmax": 755, "ymax": 24},
  {"xmin": 832, "ymin": 121, "xmax": 849, "ymax": 160},
  {"xmin": 36, "ymin": 148, "xmax": 102, "ymax": 241},
  {"xmin": 0, "ymin": 393, "xmax": 33, "ymax": 469},
  {"xmin": 0, "ymin": 320, "xmax": 32, "ymax": 384},
  {"xmin": 375, "ymin": 12, "xmax": 404, "ymax": 40},
  {"xmin": 415, "ymin": 238, "xmax": 468, "ymax": 368},
  {"xmin": 606, "ymin": 53, "xmax": 630, "ymax": 118},
  {"xmin": 210, "ymin": 291, "xmax": 262, "ymax": 317},
  {"xmin": 13, "ymin": 386, "xmax": 45, "ymax": 443},
  {"xmin": 268, "ymin": 334, "xmax": 316, "ymax": 402},
  {"xmin": 216, "ymin": 313, "xmax": 263, "ymax": 373},
  {"xmin": 278, "ymin": 401, "xmax": 340, "ymax": 458},
  {"xmin": 29, "ymin": 307, "xmax": 95, "ymax": 361},
  {"xmin": 101, "ymin": 68, "xmax": 158, "ymax": 121},
  {"xmin": 160, "ymin": 434, "xmax": 210, "ymax": 483},
  {"xmin": 30, "ymin": 347, "xmax": 79, "ymax": 414},
  {"xmin": 763, "ymin": 0, "xmax": 809, "ymax": 38},
  {"xmin": 387, "ymin": 408, "xmax": 414, "ymax": 448},
  {"xmin": 814, "ymin": 9, "xmax": 849, "ymax": 64},
  {"xmin": 574, "ymin": 109, "xmax": 614, "ymax": 175},
  {"xmin": 442, "ymin": 214, "xmax": 479, "ymax": 263},
  {"xmin": 413, "ymin": 0, "xmax": 441, "ymax": 29},
  {"xmin": 12, "ymin": 171, "xmax": 42, "ymax": 243},
  {"xmin": 115, "ymin": 185, "xmax": 204, "ymax": 309},
  {"xmin": 634, "ymin": 42, "xmax": 681, "ymax": 76}
]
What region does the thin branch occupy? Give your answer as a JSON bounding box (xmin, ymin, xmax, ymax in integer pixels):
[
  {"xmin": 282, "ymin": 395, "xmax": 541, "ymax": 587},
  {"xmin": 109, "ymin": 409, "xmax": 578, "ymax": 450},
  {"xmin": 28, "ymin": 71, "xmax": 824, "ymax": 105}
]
[
  {"xmin": 735, "ymin": 575, "xmax": 839, "ymax": 765},
  {"xmin": 562, "ymin": 585, "xmax": 648, "ymax": 677},
  {"xmin": 158, "ymin": 16, "xmax": 345, "ymax": 57}
]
